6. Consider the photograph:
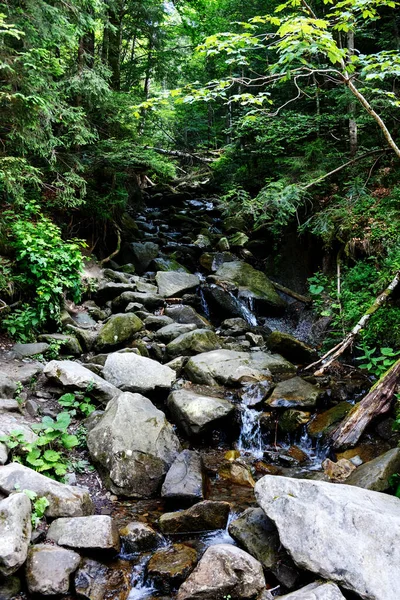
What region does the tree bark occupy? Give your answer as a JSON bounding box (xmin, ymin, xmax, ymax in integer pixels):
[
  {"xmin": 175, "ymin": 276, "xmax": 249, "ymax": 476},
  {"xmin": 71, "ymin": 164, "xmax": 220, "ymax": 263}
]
[
  {"xmin": 330, "ymin": 358, "xmax": 400, "ymax": 449},
  {"xmin": 108, "ymin": 1, "xmax": 123, "ymax": 91},
  {"xmin": 347, "ymin": 31, "xmax": 358, "ymax": 156},
  {"xmin": 306, "ymin": 270, "xmax": 400, "ymax": 375}
]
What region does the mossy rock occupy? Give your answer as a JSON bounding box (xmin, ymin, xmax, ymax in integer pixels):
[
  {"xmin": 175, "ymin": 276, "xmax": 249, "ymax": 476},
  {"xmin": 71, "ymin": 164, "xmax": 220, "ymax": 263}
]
[
  {"xmin": 308, "ymin": 402, "xmax": 353, "ymax": 438},
  {"xmin": 267, "ymin": 331, "xmax": 318, "ymax": 364},
  {"xmin": 152, "ymin": 258, "xmax": 189, "ymax": 273},
  {"xmin": 95, "ymin": 313, "xmax": 143, "ymax": 351}
]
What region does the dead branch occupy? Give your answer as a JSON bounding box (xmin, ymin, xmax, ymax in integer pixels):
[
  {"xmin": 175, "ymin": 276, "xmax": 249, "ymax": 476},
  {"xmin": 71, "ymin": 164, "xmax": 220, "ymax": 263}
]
[
  {"xmin": 271, "ymin": 281, "xmax": 311, "ymax": 304},
  {"xmin": 306, "ymin": 270, "xmax": 400, "ymax": 375},
  {"xmin": 330, "ymin": 358, "xmax": 400, "ymax": 449},
  {"xmin": 145, "ymin": 146, "xmax": 214, "ymax": 165},
  {"xmin": 100, "ymin": 227, "xmax": 121, "ymax": 267}
]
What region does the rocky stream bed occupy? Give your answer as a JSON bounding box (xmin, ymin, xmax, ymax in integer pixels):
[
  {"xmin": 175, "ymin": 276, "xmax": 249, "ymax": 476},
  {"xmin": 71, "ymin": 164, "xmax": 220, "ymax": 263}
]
[{"xmin": 1, "ymin": 194, "xmax": 400, "ymax": 600}]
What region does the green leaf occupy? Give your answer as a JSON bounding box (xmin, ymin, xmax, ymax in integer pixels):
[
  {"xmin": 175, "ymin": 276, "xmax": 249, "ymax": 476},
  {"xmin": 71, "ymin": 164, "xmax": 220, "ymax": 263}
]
[
  {"xmin": 43, "ymin": 449, "xmax": 61, "ymax": 462},
  {"xmin": 60, "ymin": 433, "xmax": 79, "ymax": 449}
]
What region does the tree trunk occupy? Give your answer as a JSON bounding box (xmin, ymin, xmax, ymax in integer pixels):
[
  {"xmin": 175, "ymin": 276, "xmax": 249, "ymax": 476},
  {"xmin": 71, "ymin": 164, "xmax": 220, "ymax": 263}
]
[
  {"xmin": 330, "ymin": 359, "xmax": 400, "ymax": 449},
  {"xmin": 347, "ymin": 31, "xmax": 358, "ymax": 156},
  {"xmin": 108, "ymin": 1, "xmax": 123, "ymax": 91}
]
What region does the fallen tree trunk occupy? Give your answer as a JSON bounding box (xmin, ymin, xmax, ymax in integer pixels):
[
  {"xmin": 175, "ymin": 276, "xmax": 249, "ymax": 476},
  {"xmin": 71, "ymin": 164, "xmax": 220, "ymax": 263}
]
[
  {"xmin": 145, "ymin": 147, "xmax": 214, "ymax": 164},
  {"xmin": 271, "ymin": 281, "xmax": 311, "ymax": 304},
  {"xmin": 331, "ymin": 358, "xmax": 400, "ymax": 449},
  {"xmin": 306, "ymin": 270, "xmax": 400, "ymax": 375}
]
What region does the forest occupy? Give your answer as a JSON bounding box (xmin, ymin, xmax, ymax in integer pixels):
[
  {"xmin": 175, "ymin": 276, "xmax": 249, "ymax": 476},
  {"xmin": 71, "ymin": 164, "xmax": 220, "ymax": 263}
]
[{"xmin": 0, "ymin": 0, "xmax": 400, "ymax": 599}]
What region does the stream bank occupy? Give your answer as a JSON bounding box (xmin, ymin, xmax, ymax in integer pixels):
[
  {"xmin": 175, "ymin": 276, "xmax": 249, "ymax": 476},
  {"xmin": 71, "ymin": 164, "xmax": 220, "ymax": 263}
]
[{"xmin": 1, "ymin": 194, "xmax": 400, "ymax": 600}]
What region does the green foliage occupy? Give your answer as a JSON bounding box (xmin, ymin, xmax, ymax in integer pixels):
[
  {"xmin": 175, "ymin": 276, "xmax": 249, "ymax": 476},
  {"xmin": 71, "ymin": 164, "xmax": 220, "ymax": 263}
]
[
  {"xmin": 22, "ymin": 489, "xmax": 50, "ymax": 528},
  {"xmin": 355, "ymin": 344, "xmax": 400, "ymax": 378},
  {"xmin": 58, "ymin": 392, "xmax": 96, "ymax": 418},
  {"xmin": 0, "ymin": 412, "xmax": 79, "ymax": 480}
]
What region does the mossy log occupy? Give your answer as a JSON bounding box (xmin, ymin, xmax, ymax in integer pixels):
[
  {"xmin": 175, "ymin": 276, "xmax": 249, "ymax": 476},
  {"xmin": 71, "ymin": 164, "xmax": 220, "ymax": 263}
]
[
  {"xmin": 330, "ymin": 358, "xmax": 400, "ymax": 449},
  {"xmin": 306, "ymin": 270, "xmax": 400, "ymax": 375}
]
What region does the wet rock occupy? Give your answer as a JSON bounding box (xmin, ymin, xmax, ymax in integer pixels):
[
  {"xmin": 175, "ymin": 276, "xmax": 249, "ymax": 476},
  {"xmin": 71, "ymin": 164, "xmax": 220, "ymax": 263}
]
[
  {"xmin": 277, "ymin": 409, "xmax": 311, "ymax": 434},
  {"xmin": 345, "ymin": 448, "xmax": 400, "ymax": 492},
  {"xmin": 218, "ymin": 462, "xmax": 255, "ymax": 487},
  {"xmin": 162, "ymin": 450, "xmax": 204, "ymax": 503},
  {"xmin": 153, "ymin": 257, "xmax": 189, "ymax": 272},
  {"xmin": 255, "ymin": 475, "xmax": 400, "ymax": 600},
  {"xmin": 308, "ymin": 402, "xmax": 352, "ymax": 438},
  {"xmin": 159, "ymin": 500, "xmax": 230, "ymax": 534},
  {"xmin": 87, "ymin": 392, "xmax": 180, "ymax": 497},
  {"xmin": 26, "ymin": 544, "xmax": 80, "ymax": 595},
  {"xmin": 11, "ymin": 342, "xmax": 49, "ymax": 358},
  {"xmin": 74, "ymin": 558, "xmax": 132, "ymax": 600},
  {"xmin": 166, "ymin": 329, "xmax": 222, "ymax": 359},
  {"xmin": 0, "ymin": 412, "xmax": 37, "ymax": 443},
  {"xmin": 96, "ymin": 282, "xmax": 137, "ymax": 304},
  {"xmin": 102, "ymin": 352, "xmax": 176, "ymax": 394},
  {"xmin": 147, "ymin": 544, "xmax": 198, "ymax": 592},
  {"xmin": 228, "ymin": 507, "xmax": 298, "ymax": 589},
  {"xmin": 322, "ymin": 458, "xmax": 356, "ymax": 482},
  {"xmin": 44, "ymin": 360, "xmax": 120, "ymax": 404},
  {"xmin": 266, "ymin": 331, "xmax": 318, "ymax": 364},
  {"xmin": 95, "ymin": 313, "xmax": 143, "ymax": 351},
  {"xmin": 155, "ymin": 323, "xmax": 197, "ymax": 343},
  {"xmin": 122, "ymin": 241, "xmax": 159, "ymax": 274},
  {"xmin": 144, "ymin": 315, "xmax": 174, "ymax": 330},
  {"xmin": 167, "ymin": 388, "xmax": 234, "ymax": 437},
  {"xmin": 266, "ymin": 377, "xmax": 320, "ymax": 408},
  {"xmin": 38, "ymin": 333, "xmax": 82, "ymax": 355},
  {"xmin": 119, "ymin": 521, "xmax": 163, "ymax": 553},
  {"xmin": 156, "ymin": 271, "xmax": 200, "ymax": 297},
  {"xmin": 185, "ymin": 349, "xmax": 294, "ymax": 387},
  {"xmin": 176, "ymin": 543, "xmax": 265, "ymax": 600},
  {"xmin": 47, "ymin": 515, "xmax": 120, "ymax": 552},
  {"xmin": 239, "ymin": 380, "xmax": 274, "ymax": 406},
  {"xmin": 203, "ymin": 284, "xmax": 252, "ymax": 321},
  {"xmin": 0, "ymin": 493, "xmax": 31, "ymax": 576},
  {"xmin": 0, "ymin": 463, "xmax": 93, "ymax": 517},
  {"xmin": 287, "ymin": 445, "xmax": 308, "ymax": 464},
  {"xmin": 221, "ymin": 318, "xmax": 250, "ymax": 337},
  {"xmin": 112, "ymin": 291, "xmax": 164, "ymax": 312},
  {"xmin": 165, "ymin": 305, "xmax": 211, "ymax": 328},
  {"xmin": 199, "ymin": 252, "xmax": 234, "ymax": 272},
  {"xmin": 0, "ymin": 373, "xmax": 17, "ymax": 398},
  {"xmin": 215, "ymin": 261, "xmax": 286, "ymax": 312},
  {"xmin": 277, "ymin": 582, "xmax": 346, "ymax": 599}
]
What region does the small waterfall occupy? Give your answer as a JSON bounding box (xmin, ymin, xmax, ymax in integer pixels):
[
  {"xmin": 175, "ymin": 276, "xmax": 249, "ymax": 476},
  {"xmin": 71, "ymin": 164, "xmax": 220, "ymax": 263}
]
[
  {"xmin": 237, "ymin": 406, "xmax": 263, "ymax": 458},
  {"xmin": 199, "ymin": 286, "xmax": 211, "ymax": 319},
  {"xmin": 127, "ymin": 555, "xmax": 156, "ymax": 600},
  {"xmin": 228, "ymin": 291, "xmax": 258, "ymax": 326},
  {"xmin": 295, "ymin": 426, "xmax": 330, "ymax": 470}
]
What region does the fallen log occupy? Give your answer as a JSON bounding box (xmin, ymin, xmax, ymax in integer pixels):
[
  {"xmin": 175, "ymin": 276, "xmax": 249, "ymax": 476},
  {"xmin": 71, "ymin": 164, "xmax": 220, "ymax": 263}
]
[
  {"xmin": 306, "ymin": 269, "xmax": 400, "ymax": 375},
  {"xmin": 331, "ymin": 358, "xmax": 400, "ymax": 449},
  {"xmin": 271, "ymin": 281, "xmax": 312, "ymax": 304}
]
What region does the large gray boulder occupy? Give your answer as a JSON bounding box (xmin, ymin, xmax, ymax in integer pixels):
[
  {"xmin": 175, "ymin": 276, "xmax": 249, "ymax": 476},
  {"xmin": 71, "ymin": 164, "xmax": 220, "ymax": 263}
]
[
  {"xmin": 47, "ymin": 515, "xmax": 120, "ymax": 552},
  {"xmin": 162, "ymin": 450, "xmax": 204, "ymax": 503},
  {"xmin": 185, "ymin": 349, "xmax": 294, "ymax": 387},
  {"xmin": 44, "ymin": 360, "xmax": 120, "ymax": 404},
  {"xmin": 156, "ymin": 271, "xmax": 200, "ymax": 297},
  {"xmin": 165, "ymin": 305, "xmax": 211, "ymax": 328},
  {"xmin": 166, "ymin": 329, "xmax": 222, "ymax": 359},
  {"xmin": 255, "ymin": 475, "xmax": 400, "ymax": 600},
  {"xmin": 277, "ymin": 582, "xmax": 346, "ymax": 599},
  {"xmin": 0, "ymin": 493, "xmax": 32, "ymax": 576},
  {"xmin": 228, "ymin": 507, "xmax": 298, "ymax": 589},
  {"xmin": 11, "ymin": 342, "xmax": 49, "ymax": 358},
  {"xmin": 95, "ymin": 313, "xmax": 143, "ymax": 351},
  {"xmin": 155, "ymin": 323, "xmax": 197, "ymax": 343},
  {"xmin": 0, "ymin": 463, "xmax": 93, "ymax": 517},
  {"xmin": 346, "ymin": 448, "xmax": 400, "ymax": 492},
  {"xmin": 74, "ymin": 557, "xmax": 132, "ymax": 600},
  {"xmin": 266, "ymin": 331, "xmax": 318, "ymax": 364},
  {"xmin": 26, "ymin": 545, "xmax": 81, "ymax": 595},
  {"xmin": 215, "ymin": 261, "xmax": 286, "ymax": 311},
  {"xmin": 266, "ymin": 377, "xmax": 320, "ymax": 409},
  {"xmin": 167, "ymin": 388, "xmax": 234, "ymax": 437},
  {"xmin": 0, "ymin": 413, "xmax": 37, "ymax": 444},
  {"xmin": 123, "ymin": 241, "xmax": 159, "ymax": 274},
  {"xmin": 159, "ymin": 500, "xmax": 230, "ymax": 534},
  {"xmin": 176, "ymin": 544, "xmax": 265, "ymax": 600},
  {"xmin": 102, "ymin": 352, "xmax": 176, "ymax": 394},
  {"xmin": 87, "ymin": 392, "xmax": 180, "ymax": 497},
  {"xmin": 112, "ymin": 290, "xmax": 164, "ymax": 312}
]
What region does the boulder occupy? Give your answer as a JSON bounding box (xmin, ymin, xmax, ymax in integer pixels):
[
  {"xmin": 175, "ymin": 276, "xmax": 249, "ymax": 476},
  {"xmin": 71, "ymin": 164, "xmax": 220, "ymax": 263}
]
[
  {"xmin": 185, "ymin": 349, "xmax": 294, "ymax": 387},
  {"xmin": 0, "ymin": 413, "xmax": 37, "ymax": 444},
  {"xmin": 0, "ymin": 373, "xmax": 17, "ymax": 398},
  {"xmin": 255, "ymin": 475, "xmax": 400, "ymax": 600},
  {"xmin": 308, "ymin": 402, "xmax": 352, "ymax": 438},
  {"xmin": 215, "ymin": 261, "xmax": 286, "ymax": 311},
  {"xmin": 266, "ymin": 377, "xmax": 320, "ymax": 408},
  {"xmin": 346, "ymin": 448, "xmax": 400, "ymax": 492},
  {"xmin": 165, "ymin": 305, "xmax": 211, "ymax": 328},
  {"xmin": 87, "ymin": 392, "xmax": 180, "ymax": 497},
  {"xmin": 0, "ymin": 399, "xmax": 20, "ymax": 412},
  {"xmin": 147, "ymin": 544, "xmax": 198, "ymax": 592},
  {"xmin": 119, "ymin": 521, "xmax": 163, "ymax": 553},
  {"xmin": 95, "ymin": 282, "xmax": 136, "ymax": 304},
  {"xmin": 156, "ymin": 271, "xmax": 200, "ymax": 297},
  {"xmin": 123, "ymin": 241, "xmax": 159, "ymax": 274},
  {"xmin": 11, "ymin": 342, "xmax": 49, "ymax": 358},
  {"xmin": 95, "ymin": 313, "xmax": 143, "ymax": 351},
  {"xmin": 221, "ymin": 318, "xmax": 250, "ymax": 337},
  {"xmin": 266, "ymin": 331, "xmax": 318, "ymax": 364},
  {"xmin": 47, "ymin": 515, "xmax": 120, "ymax": 552},
  {"xmin": 0, "ymin": 493, "xmax": 31, "ymax": 576},
  {"xmin": 102, "ymin": 352, "xmax": 176, "ymax": 394},
  {"xmin": 155, "ymin": 323, "xmax": 197, "ymax": 343},
  {"xmin": 74, "ymin": 558, "xmax": 132, "ymax": 600},
  {"xmin": 162, "ymin": 450, "xmax": 204, "ymax": 503},
  {"xmin": 203, "ymin": 284, "xmax": 256, "ymax": 322},
  {"xmin": 38, "ymin": 333, "xmax": 82, "ymax": 356},
  {"xmin": 159, "ymin": 500, "xmax": 230, "ymax": 534},
  {"xmin": 26, "ymin": 545, "xmax": 81, "ymax": 595},
  {"xmin": 44, "ymin": 360, "xmax": 120, "ymax": 404},
  {"xmin": 176, "ymin": 544, "xmax": 265, "ymax": 600},
  {"xmin": 166, "ymin": 329, "xmax": 222, "ymax": 359},
  {"xmin": 144, "ymin": 315, "xmax": 174, "ymax": 330},
  {"xmin": 0, "ymin": 463, "xmax": 93, "ymax": 517},
  {"xmin": 153, "ymin": 257, "xmax": 189, "ymax": 272},
  {"xmin": 1, "ymin": 362, "xmax": 43, "ymax": 386},
  {"xmin": 112, "ymin": 290, "xmax": 164, "ymax": 312},
  {"xmin": 218, "ymin": 462, "xmax": 255, "ymax": 487},
  {"xmin": 228, "ymin": 508, "xmax": 298, "ymax": 588},
  {"xmin": 277, "ymin": 582, "xmax": 346, "ymax": 599},
  {"xmin": 276, "ymin": 410, "xmax": 311, "ymax": 434},
  {"xmin": 0, "ymin": 442, "xmax": 8, "ymax": 464},
  {"xmin": 167, "ymin": 388, "xmax": 234, "ymax": 437}
]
